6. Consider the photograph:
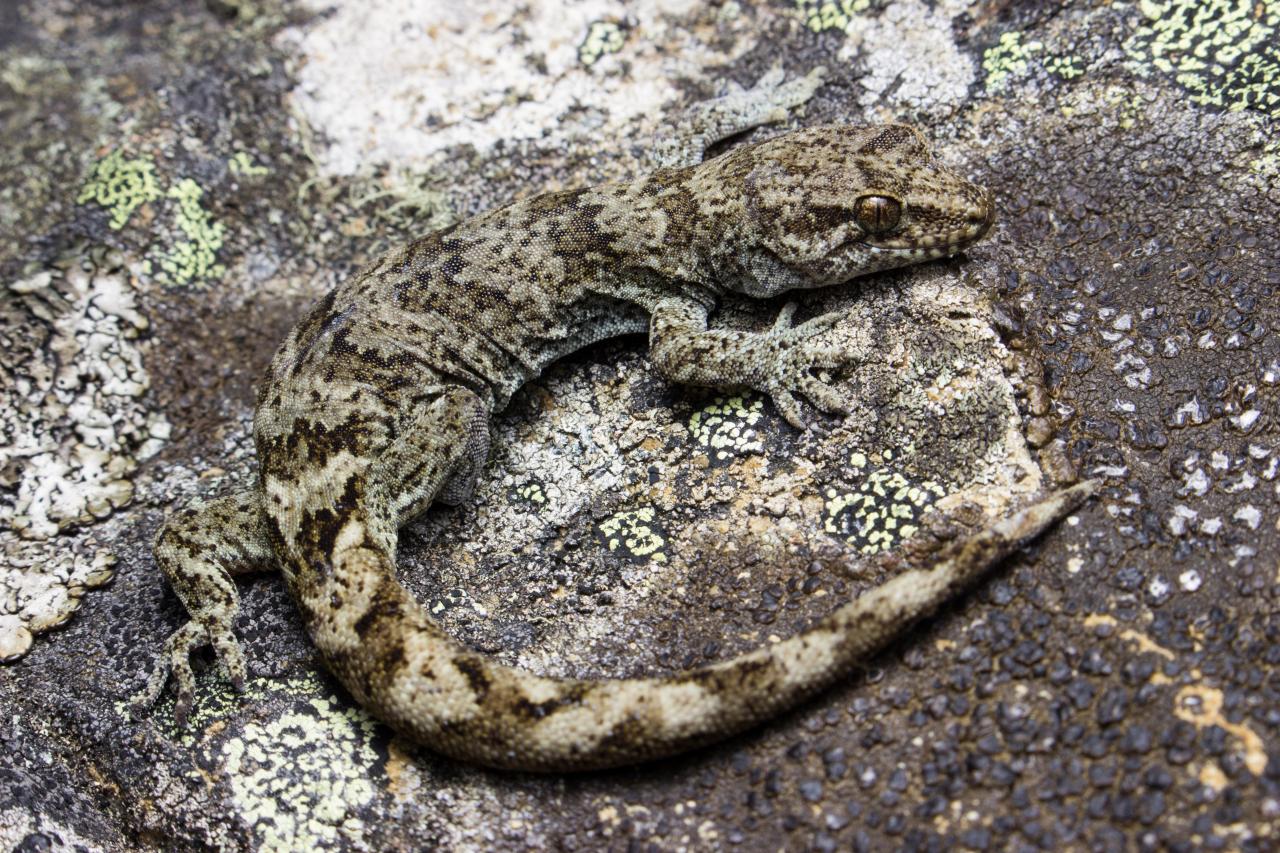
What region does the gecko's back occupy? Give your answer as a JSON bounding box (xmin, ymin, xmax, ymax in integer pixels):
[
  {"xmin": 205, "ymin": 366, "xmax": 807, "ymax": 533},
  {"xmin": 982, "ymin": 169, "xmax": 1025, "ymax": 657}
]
[{"xmin": 137, "ymin": 72, "xmax": 1094, "ymax": 771}]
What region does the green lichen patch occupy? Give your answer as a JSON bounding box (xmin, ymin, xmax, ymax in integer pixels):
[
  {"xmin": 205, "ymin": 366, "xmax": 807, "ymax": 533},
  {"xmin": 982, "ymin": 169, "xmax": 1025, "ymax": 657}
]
[
  {"xmin": 148, "ymin": 178, "xmax": 227, "ymax": 287},
  {"xmin": 218, "ymin": 693, "xmax": 379, "ymax": 852},
  {"xmin": 227, "ymin": 151, "xmax": 270, "ymax": 177},
  {"xmin": 688, "ymin": 395, "xmax": 764, "ymax": 465},
  {"xmin": 597, "ymin": 506, "xmax": 667, "ymax": 564},
  {"xmin": 795, "ymin": 0, "xmax": 872, "ymax": 34},
  {"xmin": 76, "ymin": 149, "xmax": 163, "ymax": 230},
  {"xmin": 79, "ymin": 149, "xmax": 228, "ymax": 287},
  {"xmin": 579, "ymin": 20, "xmax": 628, "ymax": 67},
  {"xmin": 513, "ymin": 479, "xmax": 548, "ymax": 505},
  {"xmin": 983, "ymin": 31, "xmax": 1044, "ymax": 91},
  {"xmin": 122, "ymin": 671, "xmax": 383, "ymax": 850},
  {"xmin": 1045, "ymin": 53, "xmax": 1087, "ymax": 80},
  {"xmin": 822, "ymin": 463, "xmax": 946, "ymax": 555},
  {"xmin": 1125, "ymin": 0, "xmax": 1280, "ymax": 116},
  {"xmin": 1251, "ymin": 139, "xmax": 1280, "ymax": 175}
]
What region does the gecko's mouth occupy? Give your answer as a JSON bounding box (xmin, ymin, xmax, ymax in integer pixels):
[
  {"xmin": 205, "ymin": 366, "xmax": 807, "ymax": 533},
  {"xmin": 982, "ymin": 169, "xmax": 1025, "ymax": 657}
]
[{"xmin": 860, "ymin": 200, "xmax": 995, "ymax": 257}]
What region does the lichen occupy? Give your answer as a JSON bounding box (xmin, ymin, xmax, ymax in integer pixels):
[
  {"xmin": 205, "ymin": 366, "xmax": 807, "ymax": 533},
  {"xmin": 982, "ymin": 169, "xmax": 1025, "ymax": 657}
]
[
  {"xmin": 514, "ymin": 480, "xmax": 547, "ymax": 505},
  {"xmin": 1125, "ymin": 0, "xmax": 1280, "ymax": 116},
  {"xmin": 794, "ymin": 0, "xmax": 872, "ymax": 34},
  {"xmin": 0, "ymin": 543, "xmax": 115, "ymax": 662},
  {"xmin": 147, "ymin": 178, "xmax": 227, "ymax": 287},
  {"xmin": 598, "ymin": 506, "xmax": 667, "ymax": 563},
  {"xmin": 215, "ymin": 679, "xmax": 380, "ymax": 852},
  {"xmin": 0, "ymin": 250, "xmax": 165, "ymax": 660},
  {"xmin": 2, "ymin": 255, "xmax": 168, "ymax": 539},
  {"xmin": 79, "ymin": 149, "xmax": 228, "ymax": 287},
  {"xmin": 228, "ymin": 151, "xmax": 270, "ymax": 177},
  {"xmin": 125, "ymin": 669, "xmax": 383, "ymax": 850},
  {"xmin": 983, "ymin": 31, "xmax": 1043, "ymax": 92},
  {"xmin": 823, "ymin": 458, "xmax": 946, "ymax": 555},
  {"xmin": 579, "ymin": 21, "xmax": 627, "ymax": 67},
  {"xmin": 1045, "ymin": 53, "xmax": 1087, "ymax": 80},
  {"xmin": 76, "ymin": 149, "xmax": 163, "ymax": 230},
  {"xmin": 688, "ymin": 396, "xmax": 764, "ymax": 465}
]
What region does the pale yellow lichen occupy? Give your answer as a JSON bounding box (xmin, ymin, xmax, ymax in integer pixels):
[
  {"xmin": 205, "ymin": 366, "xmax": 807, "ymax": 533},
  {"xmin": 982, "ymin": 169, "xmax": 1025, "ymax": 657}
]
[
  {"xmin": 579, "ymin": 20, "xmax": 627, "ymax": 66},
  {"xmin": 228, "ymin": 151, "xmax": 270, "ymax": 177},
  {"xmin": 1045, "ymin": 53, "xmax": 1086, "ymax": 80},
  {"xmin": 794, "ymin": 0, "xmax": 872, "ymax": 34},
  {"xmin": 516, "ymin": 480, "xmax": 547, "ymax": 505},
  {"xmin": 598, "ymin": 506, "xmax": 667, "ymax": 562},
  {"xmin": 688, "ymin": 396, "xmax": 764, "ymax": 463},
  {"xmin": 77, "ymin": 149, "xmax": 163, "ymax": 230},
  {"xmin": 220, "ymin": 690, "xmax": 379, "ymax": 851},
  {"xmin": 983, "ymin": 31, "xmax": 1043, "ymax": 92},
  {"xmin": 149, "ymin": 178, "xmax": 227, "ymax": 287},
  {"xmin": 823, "ymin": 463, "xmax": 946, "ymax": 554},
  {"xmin": 1125, "ymin": 0, "xmax": 1279, "ymax": 116}
]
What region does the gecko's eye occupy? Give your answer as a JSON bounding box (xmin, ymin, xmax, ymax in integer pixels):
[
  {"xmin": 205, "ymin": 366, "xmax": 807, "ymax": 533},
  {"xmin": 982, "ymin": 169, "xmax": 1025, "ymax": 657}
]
[{"xmin": 855, "ymin": 195, "xmax": 902, "ymax": 234}]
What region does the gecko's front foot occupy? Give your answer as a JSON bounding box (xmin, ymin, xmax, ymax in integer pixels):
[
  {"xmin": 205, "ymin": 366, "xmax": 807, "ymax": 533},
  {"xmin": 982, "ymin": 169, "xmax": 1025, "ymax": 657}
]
[
  {"xmin": 131, "ymin": 618, "xmax": 247, "ymax": 726},
  {"xmin": 746, "ymin": 64, "xmax": 827, "ymax": 124},
  {"xmin": 756, "ymin": 302, "xmax": 854, "ymax": 429}
]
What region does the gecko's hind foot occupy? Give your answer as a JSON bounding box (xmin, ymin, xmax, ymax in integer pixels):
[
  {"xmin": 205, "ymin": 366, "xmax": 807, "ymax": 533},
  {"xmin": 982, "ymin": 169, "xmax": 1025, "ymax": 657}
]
[
  {"xmin": 760, "ymin": 303, "xmax": 856, "ymax": 430},
  {"xmin": 131, "ymin": 619, "xmax": 247, "ymax": 727}
]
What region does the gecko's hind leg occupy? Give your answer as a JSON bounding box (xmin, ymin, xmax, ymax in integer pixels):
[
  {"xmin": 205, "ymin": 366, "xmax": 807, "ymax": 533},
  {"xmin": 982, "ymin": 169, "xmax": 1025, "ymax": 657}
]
[
  {"xmin": 133, "ymin": 490, "xmax": 276, "ymax": 724},
  {"xmin": 376, "ymin": 386, "xmax": 491, "ymax": 526}
]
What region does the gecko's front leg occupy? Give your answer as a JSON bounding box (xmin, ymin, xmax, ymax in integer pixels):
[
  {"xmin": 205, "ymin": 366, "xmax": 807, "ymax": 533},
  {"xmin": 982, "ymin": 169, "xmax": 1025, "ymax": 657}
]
[
  {"xmin": 653, "ymin": 65, "xmax": 827, "ymax": 169},
  {"xmin": 648, "ymin": 296, "xmax": 852, "ymax": 429}
]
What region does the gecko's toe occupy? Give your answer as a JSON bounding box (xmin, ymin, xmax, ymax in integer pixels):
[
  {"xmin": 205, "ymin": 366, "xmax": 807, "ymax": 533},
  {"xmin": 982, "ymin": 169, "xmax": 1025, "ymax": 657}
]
[
  {"xmin": 808, "ymin": 346, "xmax": 852, "ymax": 369},
  {"xmin": 770, "ymin": 388, "xmax": 809, "ymax": 430},
  {"xmin": 796, "ymin": 310, "xmax": 844, "ymax": 334},
  {"xmin": 800, "ymin": 374, "xmax": 848, "ymax": 415},
  {"xmin": 772, "ymin": 301, "xmax": 799, "ymax": 331},
  {"xmin": 209, "ymin": 627, "xmax": 248, "ymax": 692},
  {"xmin": 173, "ymin": 694, "xmax": 193, "ymax": 728},
  {"xmin": 132, "ymin": 618, "xmax": 243, "ymax": 728},
  {"xmin": 131, "ymin": 654, "xmax": 170, "ymax": 716}
]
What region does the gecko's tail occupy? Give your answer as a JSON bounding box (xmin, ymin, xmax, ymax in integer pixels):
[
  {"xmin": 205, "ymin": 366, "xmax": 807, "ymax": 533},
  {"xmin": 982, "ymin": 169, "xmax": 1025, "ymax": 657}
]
[{"xmin": 305, "ymin": 480, "xmax": 1097, "ymax": 772}]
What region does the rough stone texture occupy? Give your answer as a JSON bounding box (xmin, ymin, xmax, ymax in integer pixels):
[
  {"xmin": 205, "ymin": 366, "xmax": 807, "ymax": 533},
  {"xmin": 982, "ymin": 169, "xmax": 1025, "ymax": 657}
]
[{"xmin": 2, "ymin": 0, "xmax": 1276, "ymax": 850}]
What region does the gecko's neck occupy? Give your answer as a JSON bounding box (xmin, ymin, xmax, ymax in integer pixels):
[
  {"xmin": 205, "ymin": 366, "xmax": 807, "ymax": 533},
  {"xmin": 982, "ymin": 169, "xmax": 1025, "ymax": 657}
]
[{"xmin": 588, "ymin": 168, "xmax": 729, "ymax": 292}]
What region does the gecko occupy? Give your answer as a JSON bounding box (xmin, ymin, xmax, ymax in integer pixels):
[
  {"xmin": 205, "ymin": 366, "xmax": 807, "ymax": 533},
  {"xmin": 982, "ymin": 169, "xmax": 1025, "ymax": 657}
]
[{"xmin": 134, "ymin": 67, "xmax": 1096, "ymax": 771}]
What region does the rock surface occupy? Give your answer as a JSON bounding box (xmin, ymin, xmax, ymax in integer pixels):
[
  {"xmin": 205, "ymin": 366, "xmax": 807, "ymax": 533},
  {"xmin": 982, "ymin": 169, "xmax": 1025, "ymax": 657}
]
[{"xmin": 2, "ymin": 0, "xmax": 1277, "ymax": 850}]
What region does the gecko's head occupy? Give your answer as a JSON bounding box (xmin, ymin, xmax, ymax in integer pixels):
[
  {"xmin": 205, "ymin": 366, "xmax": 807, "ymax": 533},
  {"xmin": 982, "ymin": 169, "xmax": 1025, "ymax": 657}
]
[{"xmin": 722, "ymin": 124, "xmax": 994, "ymax": 296}]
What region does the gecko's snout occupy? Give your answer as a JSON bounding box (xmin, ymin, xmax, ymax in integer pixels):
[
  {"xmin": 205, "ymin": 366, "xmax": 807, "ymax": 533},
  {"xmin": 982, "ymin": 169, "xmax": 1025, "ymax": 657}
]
[{"xmin": 966, "ymin": 189, "xmax": 996, "ymax": 242}]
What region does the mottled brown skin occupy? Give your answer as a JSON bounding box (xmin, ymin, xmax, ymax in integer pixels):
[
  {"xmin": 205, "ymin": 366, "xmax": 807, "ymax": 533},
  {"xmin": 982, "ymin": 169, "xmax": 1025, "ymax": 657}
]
[{"xmin": 136, "ymin": 69, "xmax": 1093, "ymax": 771}]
